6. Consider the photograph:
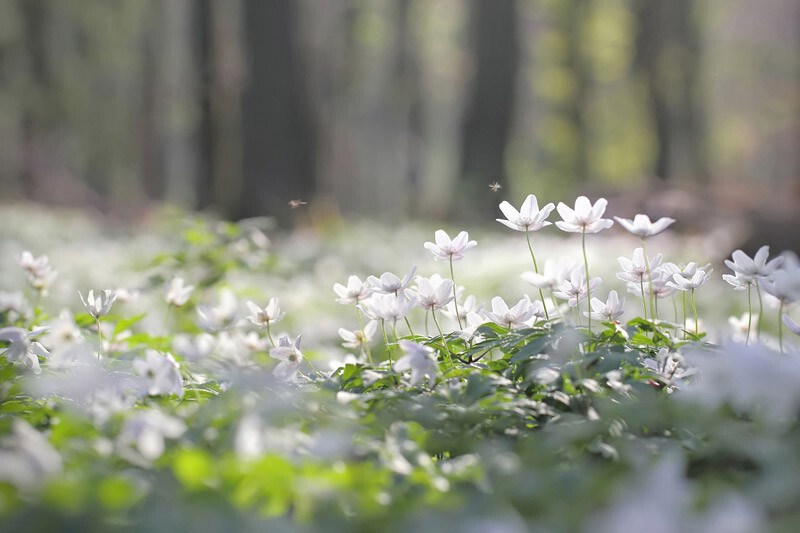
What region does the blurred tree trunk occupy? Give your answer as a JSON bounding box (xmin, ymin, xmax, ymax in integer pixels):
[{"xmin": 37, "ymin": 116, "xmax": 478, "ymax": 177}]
[
  {"xmin": 458, "ymin": 0, "xmax": 519, "ymax": 220},
  {"xmin": 636, "ymin": 0, "xmax": 707, "ymax": 183},
  {"xmin": 241, "ymin": 0, "xmax": 316, "ymax": 224}
]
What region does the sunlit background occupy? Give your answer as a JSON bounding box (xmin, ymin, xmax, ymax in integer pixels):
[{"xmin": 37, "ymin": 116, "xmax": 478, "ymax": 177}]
[{"xmin": 0, "ymin": 0, "xmax": 798, "ymax": 250}]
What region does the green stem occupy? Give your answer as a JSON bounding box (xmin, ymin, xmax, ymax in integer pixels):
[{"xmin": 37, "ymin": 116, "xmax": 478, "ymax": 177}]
[
  {"xmin": 266, "ymin": 322, "xmax": 276, "ymax": 347},
  {"xmin": 404, "ymin": 317, "xmax": 415, "ymax": 338},
  {"xmin": 96, "ymin": 317, "xmax": 104, "ymax": 361},
  {"xmin": 682, "ymin": 292, "xmax": 687, "ymax": 339},
  {"xmin": 381, "ymin": 319, "xmax": 392, "ymax": 365},
  {"xmin": 449, "ymin": 257, "xmax": 464, "ymax": 330},
  {"xmin": 691, "ymin": 289, "xmax": 699, "ymax": 337},
  {"xmin": 431, "ymin": 309, "xmax": 452, "ymax": 364},
  {"xmin": 756, "ymin": 284, "xmax": 764, "ymax": 340},
  {"xmin": 581, "ymin": 228, "xmax": 592, "ymax": 334},
  {"xmin": 641, "ymin": 238, "xmax": 656, "ymax": 320},
  {"xmin": 639, "ymin": 278, "xmax": 648, "ymax": 320},
  {"xmin": 526, "ymin": 228, "xmax": 550, "ymax": 321}
]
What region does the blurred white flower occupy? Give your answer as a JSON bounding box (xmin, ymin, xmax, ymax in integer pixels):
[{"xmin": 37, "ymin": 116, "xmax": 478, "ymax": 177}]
[
  {"xmin": 555, "ymin": 196, "xmax": 614, "ymax": 234},
  {"xmin": 760, "ymin": 259, "xmax": 800, "ymax": 304},
  {"xmin": 483, "ymin": 296, "xmax": 537, "ymax": 329},
  {"xmin": 270, "ymin": 335, "xmax": 304, "ymax": 381},
  {"xmin": 724, "ymin": 246, "xmax": 783, "ymax": 281},
  {"xmin": 133, "ymin": 351, "xmax": 184, "ymax": 397},
  {"xmin": 79, "ymin": 289, "xmax": 117, "ymax": 319},
  {"xmin": 246, "ymin": 298, "xmax": 285, "ymax": 327},
  {"xmin": 667, "ymin": 268, "xmax": 713, "ymax": 291},
  {"xmin": 165, "ymin": 276, "xmax": 194, "ymax": 307},
  {"xmin": 117, "ymin": 409, "xmax": 186, "ymax": 464},
  {"xmin": 0, "ymin": 327, "xmax": 49, "ymax": 374},
  {"xmin": 496, "ymin": 194, "xmax": 555, "ymax": 232},
  {"xmin": 196, "ymin": 289, "xmax": 238, "ymax": 331},
  {"xmin": 394, "ymin": 341, "xmax": 438, "ymax": 387},
  {"xmin": 41, "ymin": 310, "xmax": 82, "ymax": 349},
  {"xmin": 553, "ymin": 268, "xmax": 602, "ymax": 308},
  {"xmin": 729, "ymin": 313, "xmax": 757, "ymax": 343},
  {"xmin": 443, "ymin": 293, "xmax": 482, "ymax": 324},
  {"xmin": 0, "ymin": 291, "xmax": 30, "ymax": 322},
  {"xmin": 614, "ymin": 214, "xmax": 675, "ymax": 237},
  {"xmin": 333, "ymin": 275, "xmax": 372, "ymax": 305},
  {"xmin": 585, "ymin": 290, "xmax": 625, "ymax": 322},
  {"xmin": 338, "ymin": 321, "xmax": 377, "ymax": 350},
  {"xmin": 173, "ymin": 333, "xmax": 216, "ymax": 362},
  {"xmin": 521, "ymin": 258, "xmax": 575, "ymax": 291},
  {"xmin": 783, "ymin": 314, "xmax": 800, "ymax": 337},
  {"xmin": 18, "ymin": 251, "xmax": 58, "ymax": 295},
  {"xmin": 361, "ymin": 293, "xmax": 417, "ymax": 322},
  {"xmin": 0, "ymin": 420, "xmax": 62, "ymax": 491},
  {"xmin": 423, "ymin": 229, "xmax": 477, "ymax": 261}
]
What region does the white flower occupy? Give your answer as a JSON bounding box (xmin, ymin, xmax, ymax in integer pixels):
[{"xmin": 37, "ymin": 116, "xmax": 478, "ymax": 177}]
[
  {"xmin": 412, "ymin": 275, "xmax": 454, "ymax": 311},
  {"xmin": 338, "ymin": 321, "xmax": 378, "ymax": 350},
  {"xmin": 333, "ymin": 275, "xmax": 372, "ymax": 305},
  {"xmin": 117, "ymin": 409, "xmax": 186, "ymax": 464},
  {"xmin": 555, "ymin": 196, "xmax": 614, "ymax": 234},
  {"xmin": 483, "ymin": 296, "xmax": 537, "ymax": 329},
  {"xmin": 367, "ymin": 266, "xmax": 417, "ymax": 295},
  {"xmin": 173, "ymin": 333, "xmax": 215, "ymax": 362},
  {"xmin": 521, "ymin": 258, "xmax": 575, "ymax": 291},
  {"xmin": 666, "ymin": 268, "xmax": 713, "ymax": 291},
  {"xmin": 134, "ymin": 351, "xmax": 184, "ymax": 397},
  {"xmin": 0, "ymin": 420, "xmax": 62, "ymax": 491},
  {"xmin": 394, "ymin": 341, "xmax": 438, "ymax": 387},
  {"xmin": 496, "ymin": 194, "xmax": 555, "ymax": 232},
  {"xmin": 585, "ymin": 290, "xmax": 625, "ymax": 322},
  {"xmin": 722, "ymin": 272, "xmax": 756, "ymax": 291},
  {"xmin": 724, "ymin": 246, "xmax": 784, "ymax": 281},
  {"xmin": 79, "ymin": 289, "xmax": 117, "ymax": 319},
  {"xmin": 729, "ymin": 313, "xmax": 757, "ymax": 342},
  {"xmin": 361, "ymin": 293, "xmax": 417, "ymax": 321},
  {"xmin": 41, "ymin": 310, "xmax": 82, "ymax": 349},
  {"xmin": 553, "ymin": 268, "xmax": 602, "ymax": 308},
  {"xmin": 443, "ymin": 293, "xmax": 482, "ymax": 324},
  {"xmin": 270, "ymin": 335, "xmax": 304, "ymax": 381},
  {"xmin": 617, "ymin": 248, "xmax": 662, "ymax": 283},
  {"xmin": 760, "ymin": 261, "xmax": 800, "ymax": 303},
  {"xmin": 246, "ymin": 298, "xmax": 285, "ymax": 327},
  {"xmin": 165, "ymin": 276, "xmax": 194, "ymax": 307},
  {"xmin": 0, "ymin": 327, "xmax": 49, "ymax": 374},
  {"xmin": 613, "ymin": 214, "xmax": 675, "ymax": 237},
  {"xmin": 196, "ymin": 289, "xmax": 238, "ymax": 331},
  {"xmin": 18, "ymin": 251, "xmax": 58, "ymax": 294},
  {"xmin": 423, "ymin": 230, "xmax": 477, "ymax": 261}
]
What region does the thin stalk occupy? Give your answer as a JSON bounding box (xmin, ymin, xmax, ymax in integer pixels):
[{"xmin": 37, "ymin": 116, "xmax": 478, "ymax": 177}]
[
  {"xmin": 526, "ymin": 228, "xmax": 550, "ymax": 320},
  {"xmin": 449, "ymin": 257, "xmax": 464, "ymax": 330},
  {"xmin": 550, "ymin": 291, "xmax": 559, "ymax": 319},
  {"xmin": 779, "ymin": 300, "xmax": 785, "ymax": 354},
  {"xmin": 682, "ymin": 292, "xmax": 687, "ymax": 339},
  {"xmin": 639, "ymin": 278, "xmax": 648, "ymax": 320},
  {"xmin": 691, "ymin": 289, "xmax": 699, "ymax": 337},
  {"xmin": 96, "ymin": 317, "xmax": 104, "ymax": 361},
  {"xmin": 266, "ymin": 322, "xmax": 276, "ymax": 347},
  {"xmin": 671, "ymin": 295, "xmax": 678, "ymax": 324},
  {"xmin": 746, "ymin": 283, "xmax": 753, "ymax": 345},
  {"xmin": 641, "ymin": 238, "xmax": 656, "ymax": 319},
  {"xmin": 356, "ymin": 307, "xmax": 374, "ymax": 366},
  {"xmin": 404, "ymin": 317, "xmax": 415, "ymax": 338},
  {"xmin": 654, "ymin": 295, "xmax": 659, "ymax": 320},
  {"xmin": 431, "ymin": 309, "xmax": 452, "ymax": 364},
  {"xmin": 756, "ymin": 284, "xmax": 764, "ymax": 340},
  {"xmin": 381, "ymin": 319, "xmax": 392, "ymax": 365},
  {"xmin": 581, "ymin": 228, "xmax": 592, "ymax": 333}
]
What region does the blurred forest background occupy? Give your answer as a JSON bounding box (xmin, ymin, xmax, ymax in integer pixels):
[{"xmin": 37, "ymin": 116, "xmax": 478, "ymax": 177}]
[{"xmin": 0, "ymin": 0, "xmax": 798, "ymax": 239}]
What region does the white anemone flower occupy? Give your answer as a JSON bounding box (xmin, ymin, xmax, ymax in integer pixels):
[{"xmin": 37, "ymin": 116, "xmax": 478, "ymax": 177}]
[
  {"xmin": 760, "ymin": 263, "xmax": 800, "ymax": 304},
  {"xmin": 483, "ymin": 296, "xmax": 537, "ymax": 329},
  {"xmin": 555, "ymin": 196, "xmax": 614, "ymax": 234},
  {"xmin": 783, "ymin": 314, "xmax": 800, "ymax": 337},
  {"xmin": 246, "ymin": 298, "xmax": 285, "ymax": 327},
  {"xmin": 133, "ymin": 351, "xmax": 184, "ymax": 397},
  {"xmin": 412, "ymin": 275, "xmax": 454, "ymax": 311},
  {"xmin": 667, "ymin": 268, "xmax": 713, "ymax": 291},
  {"xmin": 117, "ymin": 409, "xmax": 186, "ymax": 464},
  {"xmin": 553, "ymin": 268, "xmax": 602, "ymax": 308},
  {"xmin": 521, "ymin": 258, "xmax": 576, "ymax": 291},
  {"xmin": 617, "ymin": 248, "xmax": 662, "ymax": 283},
  {"xmin": 394, "ymin": 341, "xmax": 438, "ymax": 387},
  {"xmin": 496, "ymin": 194, "xmax": 555, "ymax": 232},
  {"xmin": 361, "ymin": 293, "xmax": 417, "ymax": 322},
  {"xmin": 367, "ymin": 266, "xmax": 417, "ymax": 295},
  {"xmin": 18, "ymin": 251, "xmax": 58, "ymax": 295},
  {"xmin": 724, "ymin": 246, "xmax": 784, "ymax": 281},
  {"xmin": 270, "ymin": 335, "xmax": 304, "ymax": 381},
  {"xmin": 0, "ymin": 327, "xmax": 49, "ymax": 374},
  {"xmin": 79, "ymin": 289, "xmax": 117, "ymax": 319},
  {"xmin": 165, "ymin": 276, "xmax": 194, "ymax": 307},
  {"xmin": 614, "ymin": 214, "xmax": 675, "ymax": 237},
  {"xmin": 585, "ymin": 290, "xmax": 625, "ymax": 322},
  {"xmin": 333, "ymin": 275, "xmax": 372, "ymax": 305},
  {"xmin": 338, "ymin": 321, "xmax": 378, "ymax": 350},
  {"xmin": 722, "ymin": 272, "xmax": 756, "ymax": 291},
  {"xmin": 196, "ymin": 289, "xmax": 238, "ymax": 331},
  {"xmin": 423, "ymin": 230, "xmax": 477, "ymax": 261},
  {"xmin": 0, "ymin": 420, "xmax": 63, "ymax": 491}
]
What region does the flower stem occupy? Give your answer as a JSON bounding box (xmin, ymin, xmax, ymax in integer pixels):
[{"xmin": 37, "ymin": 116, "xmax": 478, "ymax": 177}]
[
  {"xmin": 691, "ymin": 289, "xmax": 699, "ymax": 337},
  {"xmin": 381, "ymin": 319, "xmax": 392, "ymax": 365},
  {"xmin": 779, "ymin": 300, "xmax": 785, "ymax": 354},
  {"xmin": 96, "ymin": 317, "xmax": 104, "ymax": 361},
  {"xmin": 581, "ymin": 228, "xmax": 592, "ymax": 334},
  {"xmin": 639, "ymin": 279, "xmax": 648, "ymax": 320},
  {"xmin": 641, "ymin": 237, "xmax": 656, "ymax": 320},
  {"xmin": 431, "ymin": 309, "xmax": 452, "ymax": 364},
  {"xmin": 756, "ymin": 284, "xmax": 764, "ymax": 340},
  {"xmin": 449, "ymin": 257, "xmax": 464, "ymax": 330},
  {"xmin": 682, "ymin": 292, "xmax": 687, "ymax": 339},
  {"xmin": 746, "ymin": 284, "xmax": 752, "ymax": 345},
  {"xmin": 356, "ymin": 307, "xmax": 374, "ymax": 366},
  {"xmin": 266, "ymin": 322, "xmax": 276, "ymax": 347},
  {"xmin": 404, "ymin": 317, "xmax": 416, "ymax": 338},
  {"xmin": 526, "ymin": 228, "xmax": 550, "ymax": 321}
]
